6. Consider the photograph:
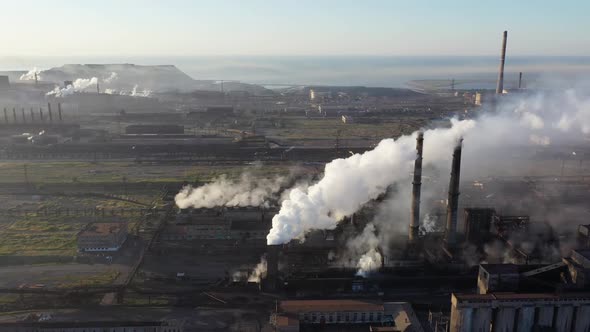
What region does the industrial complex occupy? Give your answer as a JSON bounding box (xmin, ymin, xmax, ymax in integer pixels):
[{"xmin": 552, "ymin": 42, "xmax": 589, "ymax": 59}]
[{"xmin": 0, "ymin": 29, "xmax": 588, "ymax": 332}]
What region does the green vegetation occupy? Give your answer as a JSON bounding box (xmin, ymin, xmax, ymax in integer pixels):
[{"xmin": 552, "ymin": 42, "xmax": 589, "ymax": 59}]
[
  {"xmin": 0, "ymin": 161, "xmax": 295, "ymax": 184},
  {"xmin": 0, "ymin": 231, "xmax": 78, "ymax": 256},
  {"xmin": 52, "ymin": 269, "xmax": 120, "ymax": 288},
  {"xmin": 269, "ymin": 117, "xmax": 423, "ymax": 140}
]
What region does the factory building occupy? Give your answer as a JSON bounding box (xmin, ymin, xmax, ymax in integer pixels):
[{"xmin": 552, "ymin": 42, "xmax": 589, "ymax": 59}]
[
  {"xmin": 161, "ymin": 208, "xmax": 273, "ymax": 241},
  {"xmin": 270, "ymin": 300, "xmax": 423, "ymax": 332},
  {"xmin": 77, "ymin": 222, "xmax": 128, "ymax": 252},
  {"xmin": 578, "ymin": 224, "xmax": 590, "ymax": 248},
  {"xmin": 464, "ymin": 208, "xmax": 495, "ymax": 244},
  {"xmin": 451, "ymin": 249, "xmax": 590, "ymax": 331},
  {"xmin": 0, "ymin": 76, "xmax": 9, "ymax": 89},
  {"xmin": 450, "ymin": 292, "xmax": 590, "ymax": 332}
]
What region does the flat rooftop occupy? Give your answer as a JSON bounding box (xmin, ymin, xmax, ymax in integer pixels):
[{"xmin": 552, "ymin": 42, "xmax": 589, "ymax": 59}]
[{"xmin": 454, "ymin": 292, "xmax": 590, "ymax": 302}]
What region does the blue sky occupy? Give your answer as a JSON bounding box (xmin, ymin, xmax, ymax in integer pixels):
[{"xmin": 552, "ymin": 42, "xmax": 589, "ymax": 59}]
[{"xmin": 1, "ymin": 0, "xmax": 587, "ymax": 56}]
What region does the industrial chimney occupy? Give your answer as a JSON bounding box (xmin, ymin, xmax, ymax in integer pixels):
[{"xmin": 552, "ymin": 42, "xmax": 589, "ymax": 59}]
[
  {"xmin": 30, "ymin": 108, "xmax": 35, "ymax": 123},
  {"xmin": 47, "ymin": 103, "xmax": 53, "ymax": 123},
  {"xmin": 409, "ymin": 132, "xmax": 424, "ymax": 242},
  {"xmin": 264, "ymin": 245, "xmax": 280, "ymax": 291},
  {"xmin": 496, "ymin": 31, "xmax": 508, "ymax": 94},
  {"xmin": 12, "ymin": 108, "xmax": 17, "ymax": 123},
  {"xmin": 445, "ymin": 139, "xmax": 463, "ymax": 246},
  {"xmin": 58, "ymin": 103, "xmax": 63, "ymax": 122},
  {"xmin": 518, "ymin": 72, "xmax": 523, "ymax": 89},
  {"xmin": 21, "ymin": 108, "xmax": 25, "ymax": 124},
  {"xmin": 3, "ymin": 108, "xmax": 7, "ymax": 124},
  {"xmin": 39, "ymin": 108, "xmax": 44, "ymax": 122}
]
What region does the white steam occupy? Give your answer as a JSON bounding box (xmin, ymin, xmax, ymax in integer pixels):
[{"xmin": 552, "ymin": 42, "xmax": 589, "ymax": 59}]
[
  {"xmin": 266, "ymin": 119, "xmax": 473, "ymax": 245},
  {"xmin": 175, "ymin": 173, "xmax": 288, "ymax": 209},
  {"xmin": 20, "ymin": 68, "xmax": 41, "ymax": 81},
  {"xmin": 103, "ymin": 72, "xmax": 118, "ymax": 83},
  {"xmin": 104, "ymin": 84, "xmax": 152, "ymax": 98},
  {"xmin": 356, "ymin": 249, "xmax": 382, "ymax": 277},
  {"xmin": 248, "ymin": 257, "xmax": 267, "ymax": 283},
  {"xmin": 268, "ymin": 88, "xmax": 590, "ymax": 270},
  {"xmin": 46, "ymin": 77, "xmax": 99, "ymax": 97}
]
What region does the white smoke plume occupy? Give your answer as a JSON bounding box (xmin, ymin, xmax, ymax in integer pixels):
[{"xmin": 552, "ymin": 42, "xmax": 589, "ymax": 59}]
[
  {"xmin": 267, "ymin": 119, "xmax": 473, "ymax": 245},
  {"xmin": 356, "ymin": 249, "xmax": 382, "ymax": 277},
  {"xmin": 129, "ymin": 84, "xmax": 152, "ymax": 97},
  {"xmin": 104, "ymin": 84, "xmax": 152, "ymax": 98},
  {"xmin": 248, "ymin": 257, "xmax": 267, "ymax": 283},
  {"xmin": 175, "ymin": 173, "xmax": 288, "ymax": 209},
  {"xmin": 46, "ymin": 77, "xmax": 98, "ymax": 97},
  {"xmin": 267, "ymin": 87, "xmax": 590, "ymax": 259},
  {"xmin": 20, "ymin": 68, "xmax": 41, "ymax": 81},
  {"xmin": 103, "ymin": 72, "xmax": 118, "ymax": 83}
]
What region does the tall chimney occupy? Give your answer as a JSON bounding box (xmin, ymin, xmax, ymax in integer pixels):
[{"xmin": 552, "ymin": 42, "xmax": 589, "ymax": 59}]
[
  {"xmin": 30, "ymin": 108, "xmax": 35, "ymax": 122},
  {"xmin": 12, "ymin": 108, "xmax": 17, "ymax": 123},
  {"xmin": 496, "ymin": 31, "xmax": 508, "ymax": 94},
  {"xmin": 518, "ymin": 72, "xmax": 523, "ymax": 89},
  {"xmin": 47, "ymin": 103, "xmax": 53, "ymax": 122},
  {"xmin": 3, "ymin": 108, "xmax": 7, "ymax": 124},
  {"xmin": 264, "ymin": 245, "xmax": 280, "ymax": 291},
  {"xmin": 445, "ymin": 139, "xmax": 463, "ymax": 246},
  {"xmin": 21, "ymin": 108, "xmax": 26, "ymax": 123},
  {"xmin": 409, "ymin": 132, "xmax": 424, "ymax": 242},
  {"xmin": 58, "ymin": 103, "xmax": 63, "ymax": 121},
  {"xmin": 39, "ymin": 108, "xmax": 44, "ymax": 122},
  {"xmin": 34, "ymin": 72, "xmax": 38, "ymax": 86}
]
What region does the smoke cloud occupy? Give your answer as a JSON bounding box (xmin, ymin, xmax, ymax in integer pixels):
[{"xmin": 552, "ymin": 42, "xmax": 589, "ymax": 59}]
[
  {"xmin": 267, "ymin": 119, "xmax": 473, "ymax": 245},
  {"xmin": 103, "ymin": 72, "xmax": 118, "ymax": 84},
  {"xmin": 104, "ymin": 84, "xmax": 152, "ymax": 98},
  {"xmin": 175, "ymin": 173, "xmax": 289, "ymax": 209},
  {"xmin": 267, "ymin": 88, "xmax": 590, "ymax": 273},
  {"xmin": 20, "ymin": 68, "xmax": 41, "ymax": 81},
  {"xmin": 46, "ymin": 77, "xmax": 99, "ymax": 97},
  {"xmin": 248, "ymin": 257, "xmax": 267, "ymax": 283}
]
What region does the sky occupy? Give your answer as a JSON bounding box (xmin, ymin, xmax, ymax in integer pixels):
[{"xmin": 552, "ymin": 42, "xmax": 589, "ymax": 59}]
[{"xmin": 0, "ymin": 0, "xmax": 588, "ymax": 56}]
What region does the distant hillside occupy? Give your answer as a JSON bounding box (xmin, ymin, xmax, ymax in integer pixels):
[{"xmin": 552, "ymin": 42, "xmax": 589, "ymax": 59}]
[{"xmin": 2, "ymin": 64, "xmax": 274, "ymax": 95}]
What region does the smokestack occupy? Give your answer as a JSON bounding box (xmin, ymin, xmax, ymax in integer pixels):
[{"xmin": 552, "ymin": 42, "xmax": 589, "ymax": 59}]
[
  {"xmin": 30, "ymin": 108, "xmax": 35, "ymax": 122},
  {"xmin": 39, "ymin": 108, "xmax": 44, "ymax": 122},
  {"xmin": 21, "ymin": 108, "xmax": 25, "ymax": 124},
  {"xmin": 12, "ymin": 108, "xmax": 17, "ymax": 123},
  {"xmin": 264, "ymin": 245, "xmax": 279, "ymax": 291},
  {"xmin": 57, "ymin": 103, "xmax": 63, "ymax": 121},
  {"xmin": 47, "ymin": 103, "xmax": 53, "ymax": 122},
  {"xmin": 496, "ymin": 31, "xmax": 508, "ymax": 94},
  {"xmin": 518, "ymin": 72, "xmax": 523, "ymax": 89},
  {"xmin": 3, "ymin": 108, "xmax": 7, "ymax": 124},
  {"xmin": 445, "ymin": 139, "xmax": 463, "ymax": 246},
  {"xmin": 409, "ymin": 132, "xmax": 424, "ymax": 243},
  {"xmin": 34, "ymin": 72, "xmax": 38, "ymax": 86}
]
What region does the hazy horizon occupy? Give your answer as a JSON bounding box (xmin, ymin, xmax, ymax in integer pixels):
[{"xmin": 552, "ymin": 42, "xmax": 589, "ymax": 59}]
[
  {"xmin": 1, "ymin": 0, "xmax": 589, "ymax": 57},
  {"xmin": 3, "ymin": 55, "xmax": 589, "ymax": 88}
]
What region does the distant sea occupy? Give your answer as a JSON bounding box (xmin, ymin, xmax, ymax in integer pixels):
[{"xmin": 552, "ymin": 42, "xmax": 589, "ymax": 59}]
[{"xmin": 1, "ymin": 56, "xmax": 590, "ymax": 89}]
